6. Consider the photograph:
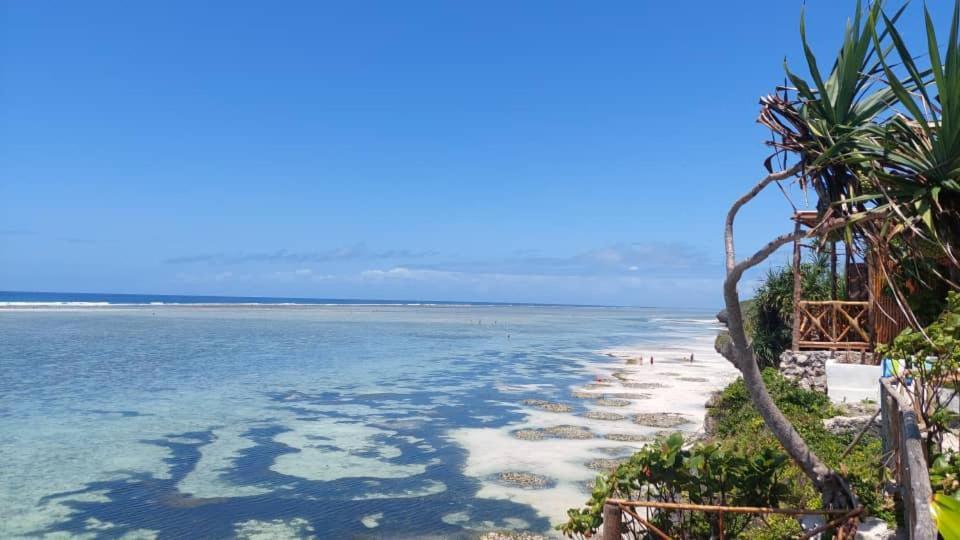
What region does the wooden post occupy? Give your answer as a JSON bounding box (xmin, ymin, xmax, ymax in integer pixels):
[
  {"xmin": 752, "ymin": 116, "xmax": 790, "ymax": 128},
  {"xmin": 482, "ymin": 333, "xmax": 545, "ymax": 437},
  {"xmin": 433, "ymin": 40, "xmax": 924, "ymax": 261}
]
[
  {"xmin": 831, "ymin": 241, "xmax": 838, "ymax": 300},
  {"xmin": 602, "ymin": 503, "xmax": 622, "ymax": 540},
  {"xmin": 791, "ymin": 217, "xmax": 803, "ymax": 351},
  {"xmin": 879, "ymin": 379, "xmax": 936, "ymax": 539}
]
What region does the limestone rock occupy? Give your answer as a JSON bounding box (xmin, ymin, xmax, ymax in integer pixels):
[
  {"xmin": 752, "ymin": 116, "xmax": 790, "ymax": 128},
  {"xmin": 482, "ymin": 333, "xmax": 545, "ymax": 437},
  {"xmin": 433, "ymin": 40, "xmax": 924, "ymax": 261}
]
[
  {"xmin": 585, "ymin": 457, "xmax": 630, "ymax": 472},
  {"xmin": 779, "ymin": 350, "xmax": 829, "ymax": 393},
  {"xmin": 594, "ymin": 398, "xmax": 631, "ymax": 407},
  {"xmin": 478, "ymin": 532, "xmax": 550, "ymax": 540},
  {"xmin": 703, "ymin": 392, "xmax": 723, "ymax": 435},
  {"xmin": 582, "ymin": 411, "xmax": 627, "ymax": 421},
  {"xmin": 633, "ymin": 413, "xmax": 690, "ymax": 428},
  {"xmin": 603, "ymin": 432, "xmax": 652, "ymax": 442},
  {"xmin": 511, "ymin": 425, "xmax": 595, "ymax": 440},
  {"xmin": 604, "ymin": 392, "xmax": 651, "ymax": 400},
  {"xmin": 823, "ymin": 414, "xmax": 879, "ymax": 436},
  {"xmin": 495, "ymin": 471, "xmax": 553, "ymax": 489},
  {"xmin": 715, "ymin": 331, "xmax": 735, "ymax": 364},
  {"xmin": 520, "ymin": 399, "xmax": 573, "ymax": 413},
  {"xmin": 622, "ymin": 382, "xmax": 666, "ymax": 390},
  {"xmin": 855, "ymin": 517, "xmax": 902, "ymax": 539}
]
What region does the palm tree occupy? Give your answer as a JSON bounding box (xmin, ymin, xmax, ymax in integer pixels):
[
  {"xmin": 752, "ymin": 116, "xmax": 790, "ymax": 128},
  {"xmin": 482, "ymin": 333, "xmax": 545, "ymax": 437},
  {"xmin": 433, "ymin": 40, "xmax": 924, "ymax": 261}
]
[{"xmin": 723, "ymin": 0, "xmax": 960, "ymax": 511}]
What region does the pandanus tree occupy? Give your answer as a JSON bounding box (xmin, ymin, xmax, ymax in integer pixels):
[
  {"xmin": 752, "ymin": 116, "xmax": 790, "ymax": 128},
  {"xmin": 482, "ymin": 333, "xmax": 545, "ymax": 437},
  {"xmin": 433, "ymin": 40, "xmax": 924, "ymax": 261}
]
[{"xmin": 724, "ymin": 0, "xmax": 960, "ymax": 513}]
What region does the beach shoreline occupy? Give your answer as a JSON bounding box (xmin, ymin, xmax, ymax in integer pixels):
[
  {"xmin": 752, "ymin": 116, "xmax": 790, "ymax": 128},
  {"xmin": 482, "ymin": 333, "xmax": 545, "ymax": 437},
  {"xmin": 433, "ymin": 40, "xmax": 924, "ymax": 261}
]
[
  {"xmin": 452, "ymin": 327, "xmax": 740, "ymax": 536},
  {"xmin": 0, "ymin": 305, "xmax": 733, "ymax": 538}
]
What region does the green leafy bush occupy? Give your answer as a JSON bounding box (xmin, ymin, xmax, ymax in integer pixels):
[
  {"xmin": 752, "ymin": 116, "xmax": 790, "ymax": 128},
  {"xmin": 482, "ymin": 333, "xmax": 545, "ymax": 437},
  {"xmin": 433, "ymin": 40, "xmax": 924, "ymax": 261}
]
[
  {"xmin": 931, "ymin": 452, "xmax": 960, "ymax": 499},
  {"xmin": 750, "ymin": 254, "xmax": 841, "ymax": 368},
  {"xmin": 556, "ymin": 433, "xmax": 791, "ymax": 539},
  {"xmin": 878, "ymin": 291, "xmax": 960, "ymax": 454},
  {"xmin": 560, "ymin": 371, "xmax": 894, "ymax": 538},
  {"xmin": 709, "ymin": 370, "xmax": 893, "ymax": 524}
]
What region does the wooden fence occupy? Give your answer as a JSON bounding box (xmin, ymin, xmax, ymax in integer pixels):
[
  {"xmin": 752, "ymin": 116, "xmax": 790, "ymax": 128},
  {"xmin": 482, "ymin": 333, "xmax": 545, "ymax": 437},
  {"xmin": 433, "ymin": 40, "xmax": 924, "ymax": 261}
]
[
  {"xmin": 880, "ymin": 378, "xmax": 936, "ymax": 539},
  {"xmin": 796, "ymin": 300, "xmax": 871, "ymax": 351},
  {"xmin": 600, "ymin": 499, "xmax": 861, "ymax": 539}
]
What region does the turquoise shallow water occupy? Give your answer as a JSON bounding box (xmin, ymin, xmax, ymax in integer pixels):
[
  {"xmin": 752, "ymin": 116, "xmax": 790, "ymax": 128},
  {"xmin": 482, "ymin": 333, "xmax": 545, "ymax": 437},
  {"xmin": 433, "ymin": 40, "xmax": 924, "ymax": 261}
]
[{"xmin": 0, "ymin": 305, "xmax": 720, "ymax": 538}]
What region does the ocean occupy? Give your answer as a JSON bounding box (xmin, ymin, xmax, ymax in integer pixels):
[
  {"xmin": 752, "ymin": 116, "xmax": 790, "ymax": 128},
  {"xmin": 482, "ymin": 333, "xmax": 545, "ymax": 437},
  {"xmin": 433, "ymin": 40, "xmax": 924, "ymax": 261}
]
[{"xmin": 0, "ymin": 293, "xmax": 734, "ymax": 538}]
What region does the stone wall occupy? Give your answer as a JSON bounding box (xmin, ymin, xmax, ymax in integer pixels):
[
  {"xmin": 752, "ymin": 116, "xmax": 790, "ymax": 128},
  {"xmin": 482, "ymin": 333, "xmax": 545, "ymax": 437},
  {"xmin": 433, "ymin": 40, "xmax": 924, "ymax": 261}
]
[
  {"xmin": 778, "ymin": 350, "xmax": 829, "ymax": 393},
  {"xmin": 832, "ymin": 350, "xmax": 876, "ymax": 365}
]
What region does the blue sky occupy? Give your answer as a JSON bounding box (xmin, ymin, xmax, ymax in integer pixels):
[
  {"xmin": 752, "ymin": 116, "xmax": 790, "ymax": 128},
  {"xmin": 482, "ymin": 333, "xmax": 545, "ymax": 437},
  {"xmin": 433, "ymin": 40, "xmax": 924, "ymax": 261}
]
[{"xmin": 0, "ymin": 1, "xmax": 941, "ymax": 307}]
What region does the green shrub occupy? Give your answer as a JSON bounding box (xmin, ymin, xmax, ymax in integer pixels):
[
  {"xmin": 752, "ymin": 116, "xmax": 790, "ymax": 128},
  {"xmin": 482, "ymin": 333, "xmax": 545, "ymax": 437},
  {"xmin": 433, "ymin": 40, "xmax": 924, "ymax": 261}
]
[
  {"xmin": 557, "ymin": 433, "xmax": 791, "ymax": 539},
  {"xmin": 560, "ymin": 371, "xmax": 895, "ymax": 538},
  {"xmin": 750, "ymin": 254, "xmax": 841, "ymax": 368},
  {"xmin": 880, "ymin": 291, "xmax": 960, "ymax": 508},
  {"xmin": 708, "ymin": 370, "xmax": 894, "ymax": 524}
]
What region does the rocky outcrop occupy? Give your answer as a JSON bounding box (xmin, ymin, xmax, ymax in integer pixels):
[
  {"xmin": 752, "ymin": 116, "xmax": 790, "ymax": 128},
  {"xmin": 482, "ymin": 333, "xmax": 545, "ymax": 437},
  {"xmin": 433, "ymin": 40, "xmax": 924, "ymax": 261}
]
[
  {"xmin": 703, "ymin": 391, "xmax": 723, "ymax": 436},
  {"xmin": 779, "ymin": 350, "xmax": 829, "ymax": 393},
  {"xmin": 479, "ymin": 532, "xmax": 551, "ymax": 540},
  {"xmin": 714, "ymin": 330, "xmax": 734, "ymax": 363},
  {"xmin": 520, "ymin": 399, "xmax": 573, "ymax": 413},
  {"xmin": 495, "ymin": 471, "xmax": 553, "ymax": 489},
  {"xmin": 823, "ymin": 414, "xmax": 880, "ymax": 436},
  {"xmin": 512, "ymin": 425, "xmax": 595, "ymax": 440},
  {"xmin": 633, "ymin": 412, "xmax": 691, "ymax": 428}
]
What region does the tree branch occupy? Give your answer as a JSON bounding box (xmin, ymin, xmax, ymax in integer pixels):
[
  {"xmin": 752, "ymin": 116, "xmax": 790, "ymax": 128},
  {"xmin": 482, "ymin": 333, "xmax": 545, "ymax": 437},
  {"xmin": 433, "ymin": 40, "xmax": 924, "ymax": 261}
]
[
  {"xmin": 723, "ymin": 230, "xmax": 834, "ymax": 487},
  {"xmin": 723, "ymin": 164, "xmax": 853, "ymax": 502},
  {"xmin": 727, "ymin": 231, "xmax": 804, "ymax": 286},
  {"xmin": 725, "ymin": 162, "xmax": 802, "ymax": 272}
]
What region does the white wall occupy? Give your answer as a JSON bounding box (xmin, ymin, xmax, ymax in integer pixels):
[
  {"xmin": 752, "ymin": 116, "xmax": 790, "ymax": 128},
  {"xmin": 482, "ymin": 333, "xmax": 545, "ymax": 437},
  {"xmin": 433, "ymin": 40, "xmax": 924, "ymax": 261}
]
[{"xmin": 826, "ymin": 360, "xmax": 881, "ymax": 404}]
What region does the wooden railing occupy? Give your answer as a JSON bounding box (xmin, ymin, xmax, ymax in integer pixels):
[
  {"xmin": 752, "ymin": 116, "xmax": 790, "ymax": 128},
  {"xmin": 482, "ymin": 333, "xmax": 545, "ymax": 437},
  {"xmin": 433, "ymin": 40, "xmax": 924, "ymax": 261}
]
[
  {"xmin": 880, "ymin": 378, "xmax": 936, "ymax": 539},
  {"xmin": 796, "ymin": 300, "xmax": 870, "ymax": 350},
  {"xmin": 601, "ymin": 499, "xmax": 862, "ymax": 539}
]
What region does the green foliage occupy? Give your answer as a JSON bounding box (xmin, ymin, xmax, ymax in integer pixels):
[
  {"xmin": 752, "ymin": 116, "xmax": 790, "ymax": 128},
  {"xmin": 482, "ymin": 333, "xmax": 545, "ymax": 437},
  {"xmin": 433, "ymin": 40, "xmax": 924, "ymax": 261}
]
[
  {"xmin": 739, "ymin": 514, "xmax": 803, "ymax": 540},
  {"xmin": 863, "ymin": 0, "xmax": 960, "ymax": 257},
  {"xmin": 559, "ymin": 372, "xmax": 894, "ymax": 538},
  {"xmin": 931, "ymin": 492, "xmax": 960, "ymax": 539},
  {"xmin": 710, "ymin": 370, "xmax": 894, "ymax": 525},
  {"xmin": 763, "ymin": 0, "xmax": 960, "ymax": 323},
  {"xmin": 710, "ymin": 369, "xmax": 834, "ymax": 440},
  {"xmin": 556, "ymin": 433, "xmax": 791, "ymax": 539},
  {"xmin": 879, "ymin": 291, "xmax": 960, "ymax": 375},
  {"xmin": 879, "ymin": 291, "xmax": 960, "ymax": 470},
  {"xmin": 765, "ymin": 0, "xmax": 903, "ymax": 211},
  {"xmin": 750, "ymin": 254, "xmax": 842, "ymax": 368},
  {"xmin": 931, "ymin": 452, "xmax": 960, "ymax": 499},
  {"xmin": 931, "ymin": 451, "xmax": 960, "ymax": 538}
]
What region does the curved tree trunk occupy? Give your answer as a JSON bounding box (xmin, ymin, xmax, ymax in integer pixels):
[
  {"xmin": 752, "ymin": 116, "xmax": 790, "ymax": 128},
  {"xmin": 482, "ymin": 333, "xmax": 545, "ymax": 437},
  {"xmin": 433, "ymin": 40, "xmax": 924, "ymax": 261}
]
[{"xmin": 723, "ymin": 164, "xmax": 856, "ymax": 510}]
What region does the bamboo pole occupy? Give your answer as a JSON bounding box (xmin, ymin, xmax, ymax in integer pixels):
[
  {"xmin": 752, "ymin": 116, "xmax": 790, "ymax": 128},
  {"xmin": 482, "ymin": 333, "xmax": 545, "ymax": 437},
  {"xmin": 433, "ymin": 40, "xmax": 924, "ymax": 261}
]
[
  {"xmin": 602, "ymin": 502, "xmax": 622, "ymax": 540},
  {"xmin": 831, "ymin": 241, "xmax": 838, "ymax": 300},
  {"xmin": 792, "ymin": 217, "xmax": 803, "ymax": 351},
  {"xmin": 619, "ymin": 504, "xmax": 670, "ymax": 540},
  {"xmin": 605, "ymin": 499, "xmax": 852, "ymax": 515},
  {"xmin": 799, "ymin": 300, "xmax": 870, "ymax": 305}
]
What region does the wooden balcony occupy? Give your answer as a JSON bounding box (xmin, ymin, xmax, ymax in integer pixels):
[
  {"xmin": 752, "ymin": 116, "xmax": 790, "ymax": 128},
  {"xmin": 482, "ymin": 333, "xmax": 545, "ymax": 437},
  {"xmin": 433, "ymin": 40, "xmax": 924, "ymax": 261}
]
[{"xmin": 795, "ymin": 300, "xmax": 871, "ymax": 351}]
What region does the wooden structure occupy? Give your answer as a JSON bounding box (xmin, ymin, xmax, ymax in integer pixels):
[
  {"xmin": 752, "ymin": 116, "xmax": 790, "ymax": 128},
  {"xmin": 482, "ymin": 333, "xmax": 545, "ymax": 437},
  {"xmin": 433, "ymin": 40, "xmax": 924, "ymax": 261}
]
[
  {"xmin": 601, "ymin": 499, "xmax": 863, "ymax": 539},
  {"xmin": 879, "ymin": 378, "xmax": 936, "ymax": 539},
  {"xmin": 790, "ymin": 211, "xmax": 910, "ymax": 354}
]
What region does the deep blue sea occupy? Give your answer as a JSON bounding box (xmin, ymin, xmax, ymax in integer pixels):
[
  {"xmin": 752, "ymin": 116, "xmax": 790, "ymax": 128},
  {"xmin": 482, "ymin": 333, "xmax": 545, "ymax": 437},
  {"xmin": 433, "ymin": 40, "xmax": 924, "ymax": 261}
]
[{"xmin": 0, "ymin": 292, "xmax": 730, "ymax": 539}]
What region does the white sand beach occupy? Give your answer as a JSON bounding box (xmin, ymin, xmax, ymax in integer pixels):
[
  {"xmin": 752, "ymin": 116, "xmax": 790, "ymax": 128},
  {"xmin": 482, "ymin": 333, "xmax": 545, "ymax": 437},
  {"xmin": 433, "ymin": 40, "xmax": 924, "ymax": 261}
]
[{"xmin": 450, "ymin": 329, "xmax": 740, "ymax": 531}]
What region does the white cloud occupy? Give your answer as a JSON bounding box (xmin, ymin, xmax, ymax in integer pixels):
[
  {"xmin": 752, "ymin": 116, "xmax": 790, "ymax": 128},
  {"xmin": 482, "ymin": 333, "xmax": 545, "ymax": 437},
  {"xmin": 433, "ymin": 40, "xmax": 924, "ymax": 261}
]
[{"xmin": 270, "ymin": 268, "xmax": 337, "ymax": 282}]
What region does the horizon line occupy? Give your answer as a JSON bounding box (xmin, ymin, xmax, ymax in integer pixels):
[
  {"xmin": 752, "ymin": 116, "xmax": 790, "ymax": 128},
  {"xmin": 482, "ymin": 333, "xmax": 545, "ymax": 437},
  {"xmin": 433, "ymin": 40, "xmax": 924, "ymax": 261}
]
[{"xmin": 0, "ymin": 289, "xmax": 719, "ymax": 311}]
